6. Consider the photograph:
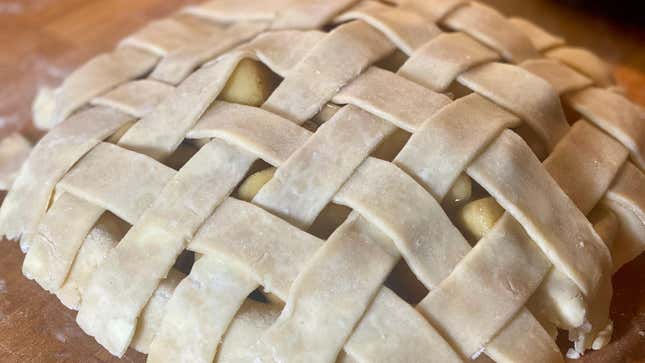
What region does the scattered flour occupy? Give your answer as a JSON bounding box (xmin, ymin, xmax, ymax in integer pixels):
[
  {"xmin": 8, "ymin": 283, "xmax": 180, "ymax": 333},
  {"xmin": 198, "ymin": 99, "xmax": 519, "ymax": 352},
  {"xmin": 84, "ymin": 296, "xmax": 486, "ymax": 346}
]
[
  {"xmin": 0, "ymin": 115, "xmax": 18, "ymax": 130},
  {"xmin": 54, "ymin": 331, "xmax": 67, "ymax": 343},
  {"xmin": 0, "ymin": 278, "xmax": 7, "ymax": 294},
  {"xmin": 566, "ymin": 348, "xmax": 581, "ymax": 359},
  {"xmin": 33, "ymin": 57, "xmax": 69, "ymax": 80},
  {"xmin": 0, "ymin": 2, "xmax": 23, "ymax": 14},
  {"xmin": 0, "ymin": 280, "xmax": 5, "ymax": 320},
  {"xmin": 470, "ymin": 346, "xmax": 486, "ymax": 360}
]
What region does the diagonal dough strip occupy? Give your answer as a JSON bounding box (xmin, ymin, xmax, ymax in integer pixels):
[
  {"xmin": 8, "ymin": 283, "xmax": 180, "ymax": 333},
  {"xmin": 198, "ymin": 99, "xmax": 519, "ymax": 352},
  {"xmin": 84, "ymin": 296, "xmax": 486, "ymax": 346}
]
[
  {"xmin": 466, "ymin": 130, "xmax": 612, "ymax": 299},
  {"xmin": 147, "ymin": 255, "xmax": 257, "ymax": 363}
]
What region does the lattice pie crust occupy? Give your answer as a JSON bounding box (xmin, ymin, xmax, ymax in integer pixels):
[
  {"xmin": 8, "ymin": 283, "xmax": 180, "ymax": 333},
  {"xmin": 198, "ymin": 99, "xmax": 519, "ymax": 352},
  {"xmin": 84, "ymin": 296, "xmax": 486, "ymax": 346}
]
[{"xmin": 1, "ymin": 0, "xmax": 644, "ymax": 362}]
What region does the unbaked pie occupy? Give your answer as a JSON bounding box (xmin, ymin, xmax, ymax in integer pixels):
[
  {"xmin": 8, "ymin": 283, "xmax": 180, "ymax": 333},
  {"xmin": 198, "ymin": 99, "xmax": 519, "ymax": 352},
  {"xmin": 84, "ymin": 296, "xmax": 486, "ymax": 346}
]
[{"xmin": 1, "ymin": 0, "xmax": 644, "ymax": 362}]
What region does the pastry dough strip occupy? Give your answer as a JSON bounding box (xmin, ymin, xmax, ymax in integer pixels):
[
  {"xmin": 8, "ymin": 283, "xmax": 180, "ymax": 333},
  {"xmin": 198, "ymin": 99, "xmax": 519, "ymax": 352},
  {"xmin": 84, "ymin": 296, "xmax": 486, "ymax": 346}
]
[
  {"xmin": 602, "ymin": 163, "xmax": 645, "ymax": 270},
  {"xmin": 508, "ymin": 18, "xmax": 564, "ymax": 52},
  {"xmin": 47, "ymin": 47, "xmax": 159, "ymax": 128},
  {"xmin": 55, "ymin": 213, "xmax": 128, "ymax": 310},
  {"xmin": 566, "ymin": 88, "xmax": 645, "ymax": 170},
  {"xmin": 57, "ymin": 143, "xmax": 175, "ymax": 224},
  {"xmin": 187, "ymin": 101, "xmax": 313, "ymax": 167},
  {"xmin": 130, "ymin": 269, "xmax": 186, "ymax": 353},
  {"xmin": 334, "ymin": 1, "xmax": 441, "ymax": 55},
  {"xmin": 150, "ymin": 21, "xmax": 269, "ymax": 85},
  {"xmin": 22, "ymin": 194, "xmax": 105, "ymax": 292},
  {"xmin": 120, "ymin": 17, "xmax": 220, "ymax": 57},
  {"xmin": 271, "ymin": 0, "xmax": 360, "ymax": 30},
  {"xmin": 398, "ymin": 0, "xmax": 466, "ymax": 22},
  {"xmin": 216, "ymin": 300, "xmax": 282, "ymax": 363},
  {"xmin": 147, "ymin": 255, "xmax": 257, "ymax": 363},
  {"xmin": 332, "ymin": 67, "xmax": 452, "ymax": 133},
  {"xmin": 521, "ymin": 59, "xmax": 593, "ymax": 95},
  {"xmin": 443, "ymin": 2, "xmax": 540, "ymax": 62},
  {"xmin": 397, "ymin": 32, "xmax": 499, "ymax": 92},
  {"xmin": 457, "ymin": 62, "xmax": 569, "ymax": 151},
  {"xmin": 546, "ymin": 47, "xmax": 613, "ymax": 86},
  {"xmin": 91, "ymin": 79, "xmax": 175, "ymax": 118}
]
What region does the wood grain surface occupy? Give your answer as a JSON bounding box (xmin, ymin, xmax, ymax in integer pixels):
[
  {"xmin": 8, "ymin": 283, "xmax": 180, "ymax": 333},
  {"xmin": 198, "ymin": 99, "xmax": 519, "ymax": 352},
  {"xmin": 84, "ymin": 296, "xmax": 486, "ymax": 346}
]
[{"xmin": 0, "ymin": 0, "xmax": 643, "ymax": 362}]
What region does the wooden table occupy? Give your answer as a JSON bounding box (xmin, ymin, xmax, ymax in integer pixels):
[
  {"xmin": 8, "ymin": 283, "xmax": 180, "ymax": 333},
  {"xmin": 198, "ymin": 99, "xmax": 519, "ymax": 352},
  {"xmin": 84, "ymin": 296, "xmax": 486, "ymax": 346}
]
[{"xmin": 0, "ymin": 1, "xmax": 643, "ymax": 362}]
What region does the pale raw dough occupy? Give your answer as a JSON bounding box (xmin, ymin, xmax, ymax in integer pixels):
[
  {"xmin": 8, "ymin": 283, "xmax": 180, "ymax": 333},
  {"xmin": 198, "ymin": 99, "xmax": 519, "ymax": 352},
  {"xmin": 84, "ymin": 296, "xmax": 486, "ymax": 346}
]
[
  {"xmin": 147, "ymin": 255, "xmax": 257, "ymax": 363},
  {"xmin": 3, "ymin": 1, "xmax": 645, "ymax": 362}
]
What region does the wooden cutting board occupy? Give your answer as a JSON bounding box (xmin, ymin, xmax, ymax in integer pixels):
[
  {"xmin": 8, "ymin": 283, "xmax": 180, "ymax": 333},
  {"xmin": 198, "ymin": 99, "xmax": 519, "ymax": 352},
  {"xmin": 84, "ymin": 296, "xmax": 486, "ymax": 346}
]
[{"xmin": 0, "ymin": 1, "xmax": 643, "ymax": 362}]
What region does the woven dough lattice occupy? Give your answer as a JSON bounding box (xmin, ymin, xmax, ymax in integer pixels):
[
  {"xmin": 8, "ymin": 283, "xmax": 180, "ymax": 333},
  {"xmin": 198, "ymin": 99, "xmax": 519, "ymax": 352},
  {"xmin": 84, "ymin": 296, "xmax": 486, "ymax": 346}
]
[{"xmin": 1, "ymin": 0, "xmax": 644, "ymax": 362}]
